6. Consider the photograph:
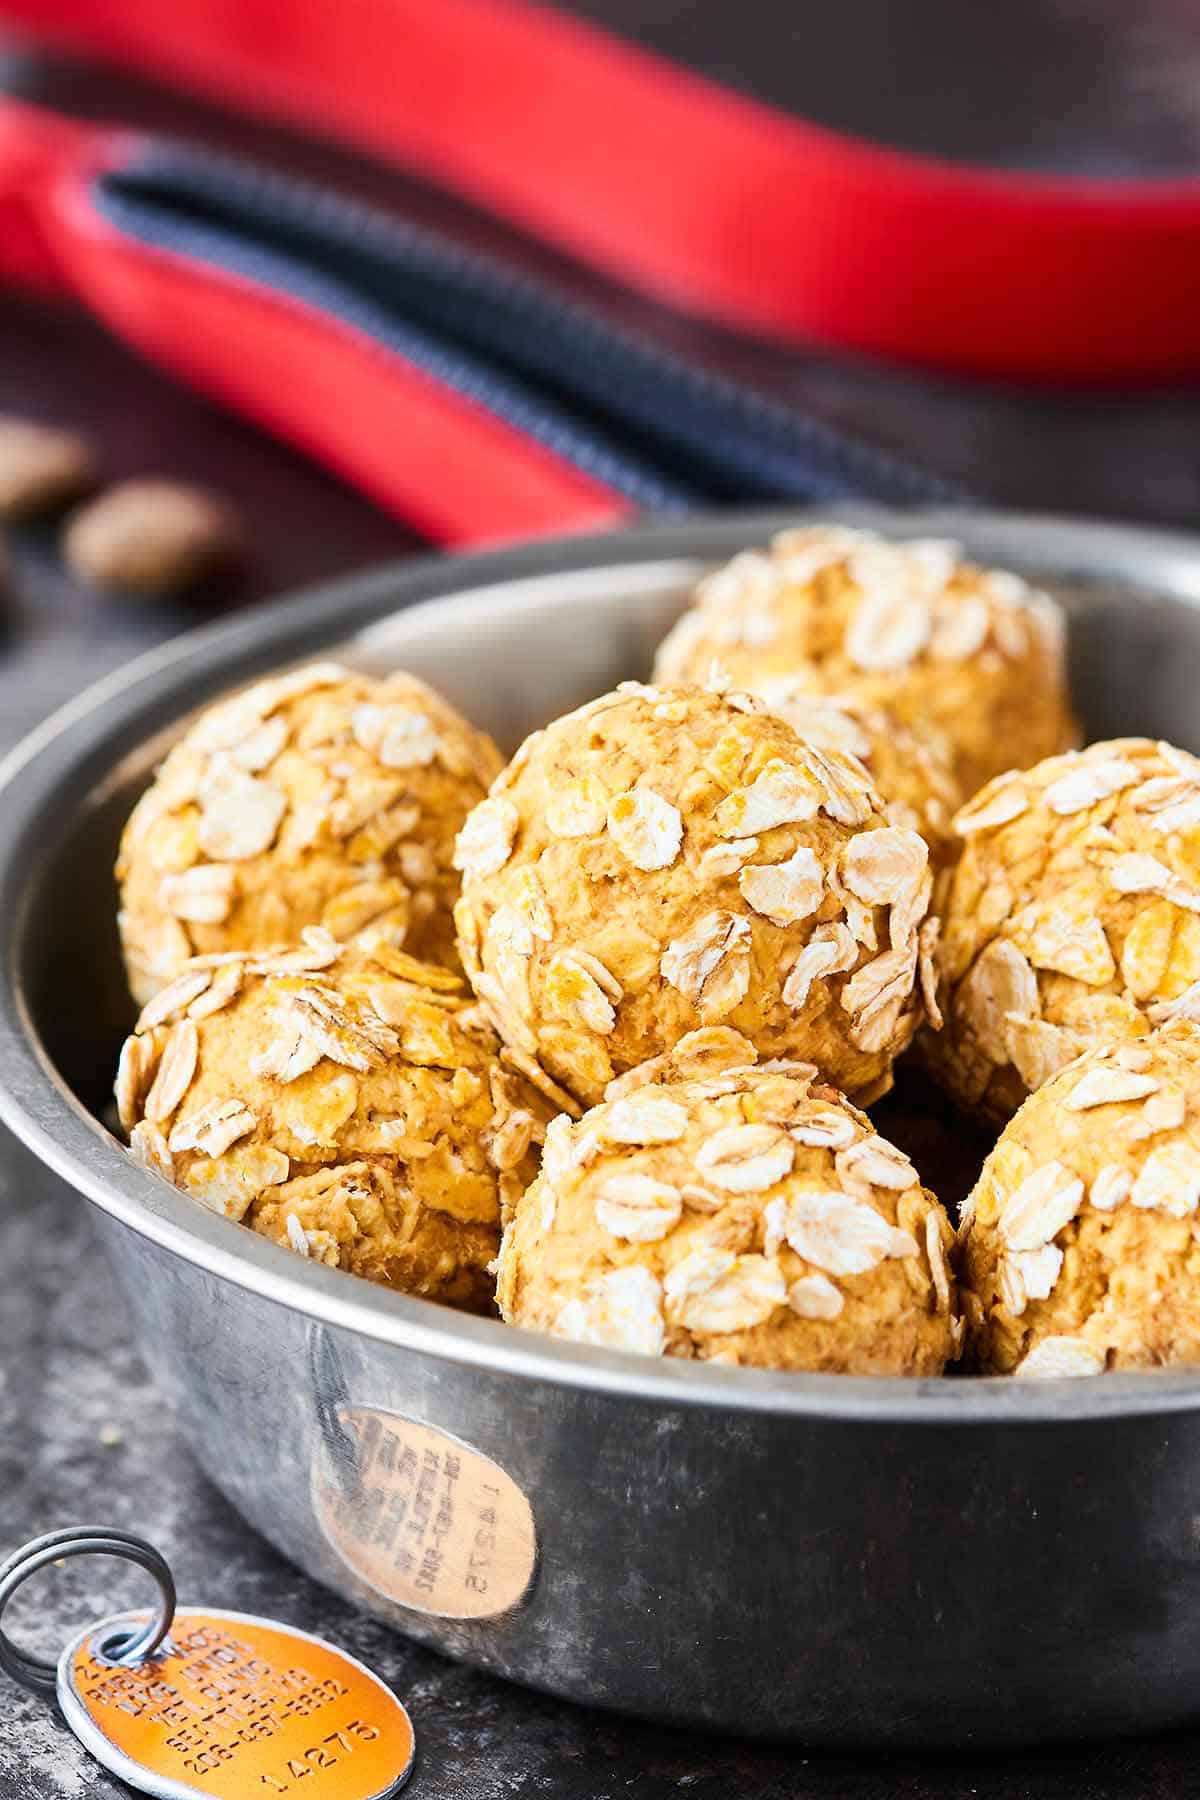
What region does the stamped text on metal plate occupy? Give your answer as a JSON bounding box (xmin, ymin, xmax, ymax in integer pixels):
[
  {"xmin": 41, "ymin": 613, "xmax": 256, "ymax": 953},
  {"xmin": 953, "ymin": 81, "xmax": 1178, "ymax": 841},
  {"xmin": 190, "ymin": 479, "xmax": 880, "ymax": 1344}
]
[
  {"xmin": 57, "ymin": 1607, "xmax": 415, "ymax": 1800},
  {"xmin": 314, "ymin": 1408, "xmax": 536, "ymax": 1620}
]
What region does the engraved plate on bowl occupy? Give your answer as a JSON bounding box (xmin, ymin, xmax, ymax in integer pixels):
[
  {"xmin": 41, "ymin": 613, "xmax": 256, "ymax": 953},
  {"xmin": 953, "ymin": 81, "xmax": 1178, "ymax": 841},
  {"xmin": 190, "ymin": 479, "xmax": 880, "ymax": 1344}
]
[{"xmin": 313, "ymin": 1408, "xmax": 537, "ymax": 1621}]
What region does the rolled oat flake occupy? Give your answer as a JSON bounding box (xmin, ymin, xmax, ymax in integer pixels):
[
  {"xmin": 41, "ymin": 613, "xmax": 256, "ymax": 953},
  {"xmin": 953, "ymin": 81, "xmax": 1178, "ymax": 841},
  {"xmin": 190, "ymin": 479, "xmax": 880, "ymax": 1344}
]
[{"xmin": 0, "ymin": 1528, "xmax": 415, "ymax": 1798}]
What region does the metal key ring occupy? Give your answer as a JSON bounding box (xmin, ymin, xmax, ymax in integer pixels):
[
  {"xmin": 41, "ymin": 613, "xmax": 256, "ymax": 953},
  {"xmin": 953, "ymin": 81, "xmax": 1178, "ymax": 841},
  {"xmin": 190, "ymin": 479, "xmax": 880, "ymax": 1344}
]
[{"xmin": 0, "ymin": 1527, "xmax": 176, "ymax": 1697}]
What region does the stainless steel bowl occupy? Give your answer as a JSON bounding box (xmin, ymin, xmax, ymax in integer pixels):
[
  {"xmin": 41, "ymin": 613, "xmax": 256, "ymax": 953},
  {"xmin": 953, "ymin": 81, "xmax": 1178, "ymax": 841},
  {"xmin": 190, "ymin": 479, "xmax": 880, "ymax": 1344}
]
[{"xmin": 4, "ymin": 508, "xmax": 1200, "ymax": 1747}]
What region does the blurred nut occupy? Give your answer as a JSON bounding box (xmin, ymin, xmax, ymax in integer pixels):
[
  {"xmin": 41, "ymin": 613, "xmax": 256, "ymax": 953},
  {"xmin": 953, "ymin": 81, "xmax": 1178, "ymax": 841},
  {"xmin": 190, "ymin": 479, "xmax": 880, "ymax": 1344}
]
[
  {"xmin": 65, "ymin": 480, "xmax": 242, "ymax": 597},
  {"xmin": 0, "ymin": 415, "xmax": 94, "ymax": 521}
]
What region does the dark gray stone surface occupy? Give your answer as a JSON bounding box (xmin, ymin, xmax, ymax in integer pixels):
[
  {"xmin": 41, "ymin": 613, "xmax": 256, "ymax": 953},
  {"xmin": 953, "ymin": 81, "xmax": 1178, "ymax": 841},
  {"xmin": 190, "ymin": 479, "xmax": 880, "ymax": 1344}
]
[{"xmin": 6, "ymin": 19, "xmax": 1200, "ymax": 1791}]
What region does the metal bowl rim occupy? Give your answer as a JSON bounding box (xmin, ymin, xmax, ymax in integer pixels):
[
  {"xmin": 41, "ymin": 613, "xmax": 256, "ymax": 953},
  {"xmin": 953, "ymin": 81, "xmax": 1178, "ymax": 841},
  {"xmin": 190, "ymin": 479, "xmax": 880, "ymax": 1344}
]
[{"xmin": 5, "ymin": 504, "xmax": 1200, "ymax": 1424}]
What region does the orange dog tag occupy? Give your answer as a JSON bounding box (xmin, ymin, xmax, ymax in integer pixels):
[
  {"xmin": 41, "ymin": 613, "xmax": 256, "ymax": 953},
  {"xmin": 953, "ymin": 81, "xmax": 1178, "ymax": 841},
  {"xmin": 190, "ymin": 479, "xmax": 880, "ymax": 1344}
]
[{"xmin": 57, "ymin": 1608, "xmax": 415, "ymax": 1800}]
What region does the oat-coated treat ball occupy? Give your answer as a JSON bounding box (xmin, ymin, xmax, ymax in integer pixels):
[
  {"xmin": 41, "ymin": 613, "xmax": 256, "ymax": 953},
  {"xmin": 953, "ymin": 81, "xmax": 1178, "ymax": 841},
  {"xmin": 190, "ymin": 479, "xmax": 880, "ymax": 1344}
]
[
  {"xmin": 497, "ymin": 1033, "xmax": 958, "ymax": 1372},
  {"xmin": 652, "ymin": 525, "xmax": 1074, "ymax": 798},
  {"xmin": 453, "ymin": 682, "xmax": 935, "ymax": 1110},
  {"xmin": 116, "ymin": 933, "xmax": 547, "ymax": 1309},
  {"xmin": 737, "ymin": 684, "xmax": 960, "ymax": 857},
  {"xmin": 959, "ymin": 1023, "xmax": 1200, "ymax": 1376},
  {"xmin": 927, "ymin": 737, "xmax": 1200, "ymax": 1125},
  {"xmin": 117, "ymin": 661, "xmax": 503, "ymax": 1004}
]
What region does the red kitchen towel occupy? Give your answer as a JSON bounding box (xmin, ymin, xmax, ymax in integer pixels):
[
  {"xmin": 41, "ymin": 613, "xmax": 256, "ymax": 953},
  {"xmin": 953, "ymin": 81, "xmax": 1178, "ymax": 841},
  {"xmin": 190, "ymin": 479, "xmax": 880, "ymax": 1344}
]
[{"xmin": 5, "ymin": 0, "xmax": 1200, "ymax": 380}]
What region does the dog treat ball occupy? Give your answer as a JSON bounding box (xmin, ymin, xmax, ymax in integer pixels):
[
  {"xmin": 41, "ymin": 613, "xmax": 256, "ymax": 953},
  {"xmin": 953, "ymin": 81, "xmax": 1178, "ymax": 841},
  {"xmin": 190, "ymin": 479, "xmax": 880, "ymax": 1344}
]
[
  {"xmin": 117, "ymin": 661, "xmax": 502, "ymax": 1004},
  {"xmin": 497, "ymin": 1036, "xmax": 958, "ymax": 1372},
  {"xmin": 959, "ymin": 1023, "xmax": 1200, "ymax": 1376},
  {"xmin": 736, "ymin": 685, "xmax": 960, "ymax": 858},
  {"xmin": 928, "ymin": 738, "xmax": 1200, "ymax": 1124},
  {"xmin": 653, "ymin": 526, "xmax": 1074, "ymax": 798},
  {"xmin": 116, "ymin": 934, "xmax": 546, "ymax": 1309},
  {"xmin": 453, "ymin": 683, "xmax": 935, "ymax": 1110}
]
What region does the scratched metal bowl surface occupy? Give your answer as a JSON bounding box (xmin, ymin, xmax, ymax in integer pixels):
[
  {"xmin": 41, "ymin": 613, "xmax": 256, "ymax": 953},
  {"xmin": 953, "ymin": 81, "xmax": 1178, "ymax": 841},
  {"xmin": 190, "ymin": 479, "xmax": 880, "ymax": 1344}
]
[{"xmin": 3, "ymin": 509, "xmax": 1200, "ymax": 1746}]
